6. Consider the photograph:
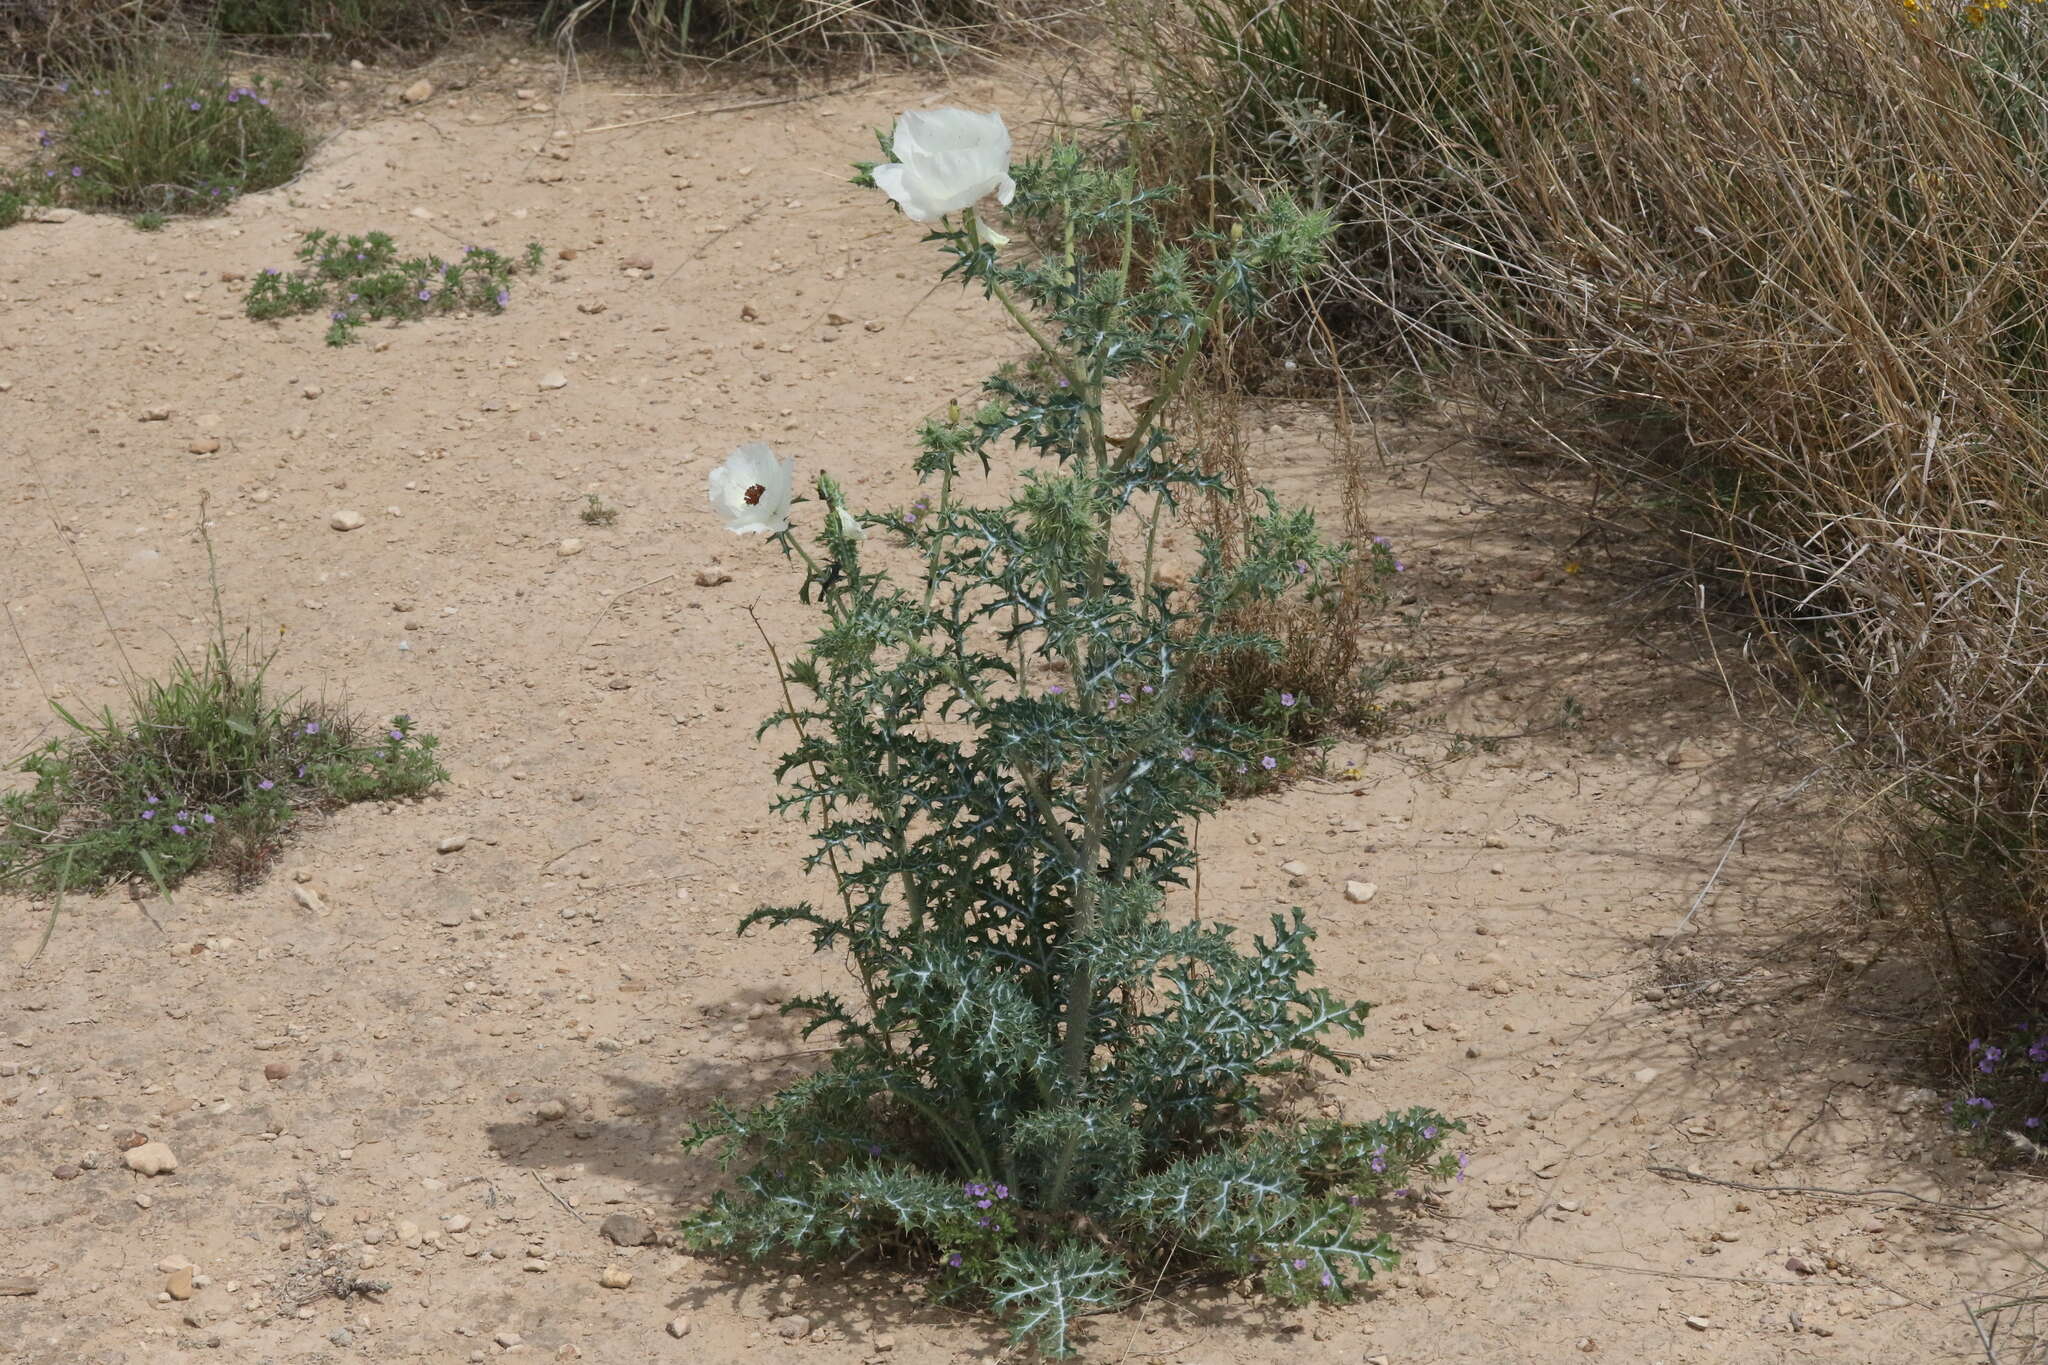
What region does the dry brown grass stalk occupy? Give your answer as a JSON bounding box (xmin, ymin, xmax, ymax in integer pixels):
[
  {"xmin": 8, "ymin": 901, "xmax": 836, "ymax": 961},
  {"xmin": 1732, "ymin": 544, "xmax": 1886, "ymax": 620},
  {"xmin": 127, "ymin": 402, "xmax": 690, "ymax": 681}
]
[{"xmin": 1111, "ymin": 0, "xmax": 2048, "ymax": 1024}]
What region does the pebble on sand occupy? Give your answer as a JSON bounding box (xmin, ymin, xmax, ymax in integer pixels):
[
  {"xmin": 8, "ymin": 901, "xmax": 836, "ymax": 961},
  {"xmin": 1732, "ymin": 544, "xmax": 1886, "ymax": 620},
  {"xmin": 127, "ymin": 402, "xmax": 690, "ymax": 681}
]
[
  {"xmin": 401, "ymin": 79, "xmax": 435, "ymax": 104},
  {"xmin": 330, "ymin": 510, "xmax": 366, "ymax": 532},
  {"xmin": 124, "ymin": 1142, "xmax": 179, "ymax": 1176},
  {"xmin": 1344, "ymin": 880, "xmax": 1377, "ymax": 904},
  {"xmin": 598, "ymin": 1266, "xmax": 633, "ymax": 1289}
]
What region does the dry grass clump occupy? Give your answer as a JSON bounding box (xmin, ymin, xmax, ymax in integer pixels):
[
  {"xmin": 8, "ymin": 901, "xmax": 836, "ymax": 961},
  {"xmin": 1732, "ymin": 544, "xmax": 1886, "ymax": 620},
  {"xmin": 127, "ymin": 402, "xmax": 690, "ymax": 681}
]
[
  {"xmin": 1113, "ymin": 0, "xmax": 2048, "ymax": 1025},
  {"xmin": 542, "ymin": 0, "xmax": 1078, "ymax": 65}
]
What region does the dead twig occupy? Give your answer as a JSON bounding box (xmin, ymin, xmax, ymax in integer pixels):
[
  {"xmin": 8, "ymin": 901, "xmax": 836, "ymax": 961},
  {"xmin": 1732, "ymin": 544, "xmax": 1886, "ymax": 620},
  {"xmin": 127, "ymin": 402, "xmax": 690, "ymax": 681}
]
[
  {"xmin": 528, "ymin": 1167, "xmax": 588, "ymax": 1224},
  {"xmin": 581, "ymin": 81, "xmax": 875, "ymax": 137}
]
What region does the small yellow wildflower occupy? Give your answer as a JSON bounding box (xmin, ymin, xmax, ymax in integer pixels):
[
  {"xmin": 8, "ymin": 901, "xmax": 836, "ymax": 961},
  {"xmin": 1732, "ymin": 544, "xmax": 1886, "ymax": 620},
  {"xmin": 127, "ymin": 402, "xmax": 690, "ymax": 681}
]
[{"xmin": 1964, "ymin": 2, "xmax": 1988, "ymax": 22}]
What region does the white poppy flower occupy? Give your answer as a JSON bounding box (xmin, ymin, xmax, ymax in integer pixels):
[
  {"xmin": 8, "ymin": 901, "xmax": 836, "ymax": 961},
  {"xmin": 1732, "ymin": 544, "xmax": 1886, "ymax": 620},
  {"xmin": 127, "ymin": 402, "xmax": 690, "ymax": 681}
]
[
  {"xmin": 872, "ymin": 108, "xmax": 1016, "ymax": 224},
  {"xmin": 836, "ymin": 506, "xmax": 866, "ymax": 540},
  {"xmin": 709, "ymin": 442, "xmax": 794, "ymax": 535}
]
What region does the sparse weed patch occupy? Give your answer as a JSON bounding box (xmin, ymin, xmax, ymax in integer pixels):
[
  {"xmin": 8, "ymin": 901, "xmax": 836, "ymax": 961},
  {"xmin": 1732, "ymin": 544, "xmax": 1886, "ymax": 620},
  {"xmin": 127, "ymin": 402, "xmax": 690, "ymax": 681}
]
[
  {"xmin": 0, "ymin": 589, "xmax": 444, "ymax": 896},
  {"xmin": 578, "ymin": 493, "xmax": 619, "ymax": 526},
  {"xmin": 244, "ymin": 230, "xmax": 545, "ymax": 345},
  {"xmin": 21, "ymin": 60, "xmax": 303, "ymax": 217}
]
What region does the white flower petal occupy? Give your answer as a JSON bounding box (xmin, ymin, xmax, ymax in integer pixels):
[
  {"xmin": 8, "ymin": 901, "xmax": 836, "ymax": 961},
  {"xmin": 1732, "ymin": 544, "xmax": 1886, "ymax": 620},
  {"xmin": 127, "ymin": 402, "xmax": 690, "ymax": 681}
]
[
  {"xmin": 836, "ymin": 506, "xmax": 866, "ymax": 540},
  {"xmin": 708, "ymin": 442, "xmax": 794, "ymax": 535},
  {"xmin": 870, "ymin": 108, "xmax": 1013, "ymax": 223}
]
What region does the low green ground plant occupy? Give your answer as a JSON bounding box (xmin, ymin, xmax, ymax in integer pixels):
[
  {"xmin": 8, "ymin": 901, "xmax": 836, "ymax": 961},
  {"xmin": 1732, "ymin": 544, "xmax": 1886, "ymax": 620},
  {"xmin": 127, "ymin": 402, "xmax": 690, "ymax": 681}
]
[
  {"xmin": 677, "ymin": 113, "xmax": 1459, "ymax": 1357},
  {"xmin": 0, "ymin": 591, "xmax": 444, "ymax": 895},
  {"xmin": 244, "ymin": 230, "xmax": 545, "ymax": 345}
]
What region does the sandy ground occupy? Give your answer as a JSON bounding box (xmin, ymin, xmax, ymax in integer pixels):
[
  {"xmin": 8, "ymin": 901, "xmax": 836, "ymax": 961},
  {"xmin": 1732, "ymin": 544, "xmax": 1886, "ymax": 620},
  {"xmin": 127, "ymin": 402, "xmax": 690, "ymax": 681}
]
[{"xmin": 2, "ymin": 46, "xmax": 2043, "ymax": 1365}]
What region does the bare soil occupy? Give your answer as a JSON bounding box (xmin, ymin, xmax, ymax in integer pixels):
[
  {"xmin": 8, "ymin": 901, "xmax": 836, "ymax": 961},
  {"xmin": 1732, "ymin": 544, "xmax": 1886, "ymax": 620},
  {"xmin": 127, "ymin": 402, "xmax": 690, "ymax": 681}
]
[{"xmin": 1, "ymin": 48, "xmax": 2037, "ymax": 1365}]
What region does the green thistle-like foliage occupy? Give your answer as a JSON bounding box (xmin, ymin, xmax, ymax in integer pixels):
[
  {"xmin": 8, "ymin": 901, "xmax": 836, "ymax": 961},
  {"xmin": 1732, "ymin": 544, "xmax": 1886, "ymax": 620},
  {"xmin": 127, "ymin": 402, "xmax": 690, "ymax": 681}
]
[{"xmin": 682, "ymin": 143, "xmax": 1460, "ymax": 1357}]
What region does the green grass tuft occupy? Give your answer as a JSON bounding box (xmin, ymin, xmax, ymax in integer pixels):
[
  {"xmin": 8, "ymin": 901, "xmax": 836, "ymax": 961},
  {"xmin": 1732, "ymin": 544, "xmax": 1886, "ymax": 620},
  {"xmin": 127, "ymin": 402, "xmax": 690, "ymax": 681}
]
[
  {"xmin": 23, "ymin": 55, "xmax": 304, "ymax": 218},
  {"xmin": 0, "ymin": 623, "xmax": 445, "ymax": 896}
]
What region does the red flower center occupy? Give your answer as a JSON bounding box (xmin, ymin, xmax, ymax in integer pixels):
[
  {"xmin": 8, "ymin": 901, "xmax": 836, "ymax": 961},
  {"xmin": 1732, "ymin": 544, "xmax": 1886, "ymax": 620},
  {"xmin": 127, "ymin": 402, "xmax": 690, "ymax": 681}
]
[{"xmin": 743, "ymin": 484, "xmax": 767, "ymax": 506}]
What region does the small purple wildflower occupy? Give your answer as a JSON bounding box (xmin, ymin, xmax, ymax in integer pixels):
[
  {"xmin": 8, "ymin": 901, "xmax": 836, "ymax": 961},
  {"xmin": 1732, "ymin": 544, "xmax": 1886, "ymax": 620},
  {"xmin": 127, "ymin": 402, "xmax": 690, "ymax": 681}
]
[
  {"xmin": 258, "ymin": 779, "xmax": 275, "ymax": 791},
  {"xmin": 1046, "ymin": 684, "xmax": 1065, "ymax": 695},
  {"xmin": 1967, "ymin": 1096, "xmax": 1995, "ymax": 1109},
  {"xmin": 142, "ymin": 809, "xmax": 156, "ymax": 820},
  {"xmin": 1294, "ymin": 559, "xmax": 1309, "ymax": 574},
  {"xmin": 945, "ymin": 1253, "xmax": 962, "ymax": 1268},
  {"xmin": 146, "ymin": 795, "xmax": 159, "ymax": 805},
  {"xmin": 1180, "ymin": 747, "xmax": 1195, "ymax": 761},
  {"xmin": 994, "ymin": 1184, "xmax": 1008, "ymax": 1199},
  {"xmin": 417, "ymin": 288, "xmax": 433, "ymax": 302},
  {"xmin": 1422, "ymin": 1125, "xmax": 1438, "ymax": 1139},
  {"xmin": 70, "ymin": 166, "xmax": 82, "ymax": 177},
  {"xmin": 188, "ymin": 100, "xmax": 203, "ymax": 111},
  {"xmin": 390, "ymin": 729, "xmax": 405, "ymax": 741},
  {"xmin": 1280, "ymin": 691, "xmax": 1295, "ymax": 707},
  {"xmin": 304, "ymin": 721, "xmax": 319, "ymax": 735},
  {"xmin": 1261, "ymin": 755, "xmax": 1277, "ymax": 770},
  {"xmin": 2030, "ymin": 1117, "xmax": 2043, "ymax": 1129},
  {"xmin": 170, "ymin": 823, "xmax": 188, "ymax": 835},
  {"xmin": 1118, "ymin": 692, "xmax": 1133, "ymax": 704},
  {"xmin": 202, "ymin": 813, "xmax": 215, "ymax": 825},
  {"xmin": 496, "ymin": 289, "xmax": 510, "ymax": 306},
  {"xmin": 1320, "ymin": 1271, "xmax": 1334, "ymax": 1288},
  {"xmin": 1394, "ymin": 560, "xmax": 1407, "ymax": 572},
  {"xmin": 1369, "ymin": 1154, "xmax": 1386, "ymax": 1174},
  {"xmin": 1291, "ymin": 1258, "xmax": 1307, "ymax": 1271},
  {"xmin": 1141, "ymin": 684, "xmax": 1154, "ymax": 694}
]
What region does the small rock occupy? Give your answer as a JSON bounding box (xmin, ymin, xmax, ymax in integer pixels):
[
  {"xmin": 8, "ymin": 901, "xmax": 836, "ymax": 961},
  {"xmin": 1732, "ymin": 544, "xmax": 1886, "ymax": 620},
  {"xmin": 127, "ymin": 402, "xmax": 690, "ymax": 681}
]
[
  {"xmin": 187, "ymin": 437, "xmax": 221, "ymax": 454},
  {"xmin": 826, "ymin": 312, "xmax": 854, "ymax": 327},
  {"xmin": 401, "ymin": 79, "xmax": 435, "ymax": 104},
  {"xmin": 114, "ymin": 1129, "xmax": 149, "ymax": 1150},
  {"xmin": 1786, "ymin": 1255, "xmax": 1818, "ymax": 1276},
  {"xmin": 445, "ymin": 1215, "xmax": 472, "ymax": 1234},
  {"xmin": 1632, "ymin": 1067, "xmax": 1659, "ymax": 1085},
  {"xmin": 557, "ymin": 538, "xmax": 584, "ymax": 558},
  {"xmin": 51, "ymin": 1164, "xmax": 81, "ymax": 1181},
  {"xmin": 29, "ymin": 206, "xmax": 76, "ymax": 223},
  {"xmin": 522, "ymin": 1258, "xmax": 550, "ymax": 1273},
  {"xmin": 138, "ymin": 406, "xmax": 171, "ymax": 422},
  {"xmin": 124, "ymin": 1142, "xmax": 178, "ymax": 1175},
  {"xmin": 694, "ymin": 564, "xmax": 732, "ymax": 587},
  {"xmin": 536, "ymin": 1099, "xmax": 568, "ymax": 1122},
  {"xmin": 621, "ymin": 254, "xmax": 654, "ymax": 271},
  {"xmin": 1344, "ymin": 880, "xmax": 1377, "ymax": 904},
  {"xmin": 599, "ymin": 1213, "xmax": 651, "ymax": 1247},
  {"xmin": 539, "ymin": 371, "xmax": 569, "ymax": 391},
  {"xmin": 329, "ymin": 1328, "xmax": 355, "ymax": 1347},
  {"xmin": 330, "ymin": 510, "xmax": 366, "ymax": 532},
  {"xmin": 1684, "ymin": 1315, "xmax": 1710, "ymax": 1331},
  {"xmin": 436, "ymin": 835, "xmax": 469, "ymax": 854},
  {"xmin": 436, "ymin": 906, "xmax": 468, "ymax": 929},
  {"xmin": 864, "ymin": 320, "xmax": 886, "ymax": 333},
  {"xmin": 302, "ymin": 384, "xmax": 323, "ymax": 400},
  {"xmin": 771, "ymin": 1315, "xmax": 810, "ymax": 1340},
  {"xmin": 665, "ymin": 1317, "xmax": 691, "ymax": 1339},
  {"xmin": 166, "ymin": 1266, "xmax": 195, "ymax": 1301},
  {"xmin": 0, "ymin": 1278, "xmax": 38, "ymax": 1296},
  {"xmin": 739, "ymin": 303, "xmax": 759, "ymax": 322},
  {"xmin": 598, "ymin": 1266, "xmax": 633, "ymax": 1289},
  {"xmin": 291, "ymin": 884, "xmax": 328, "ymax": 915},
  {"xmin": 495, "ymin": 1330, "xmax": 523, "ymax": 1349},
  {"xmin": 1279, "ymin": 859, "xmax": 1309, "ymax": 877},
  {"xmin": 263, "ymin": 1062, "xmax": 291, "ymax": 1081}
]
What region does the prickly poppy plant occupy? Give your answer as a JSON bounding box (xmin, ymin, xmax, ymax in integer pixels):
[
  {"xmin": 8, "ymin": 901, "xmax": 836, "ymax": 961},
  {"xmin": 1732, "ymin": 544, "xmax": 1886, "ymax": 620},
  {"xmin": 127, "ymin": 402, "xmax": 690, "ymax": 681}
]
[{"xmin": 678, "ymin": 124, "xmax": 1461, "ymax": 1357}]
